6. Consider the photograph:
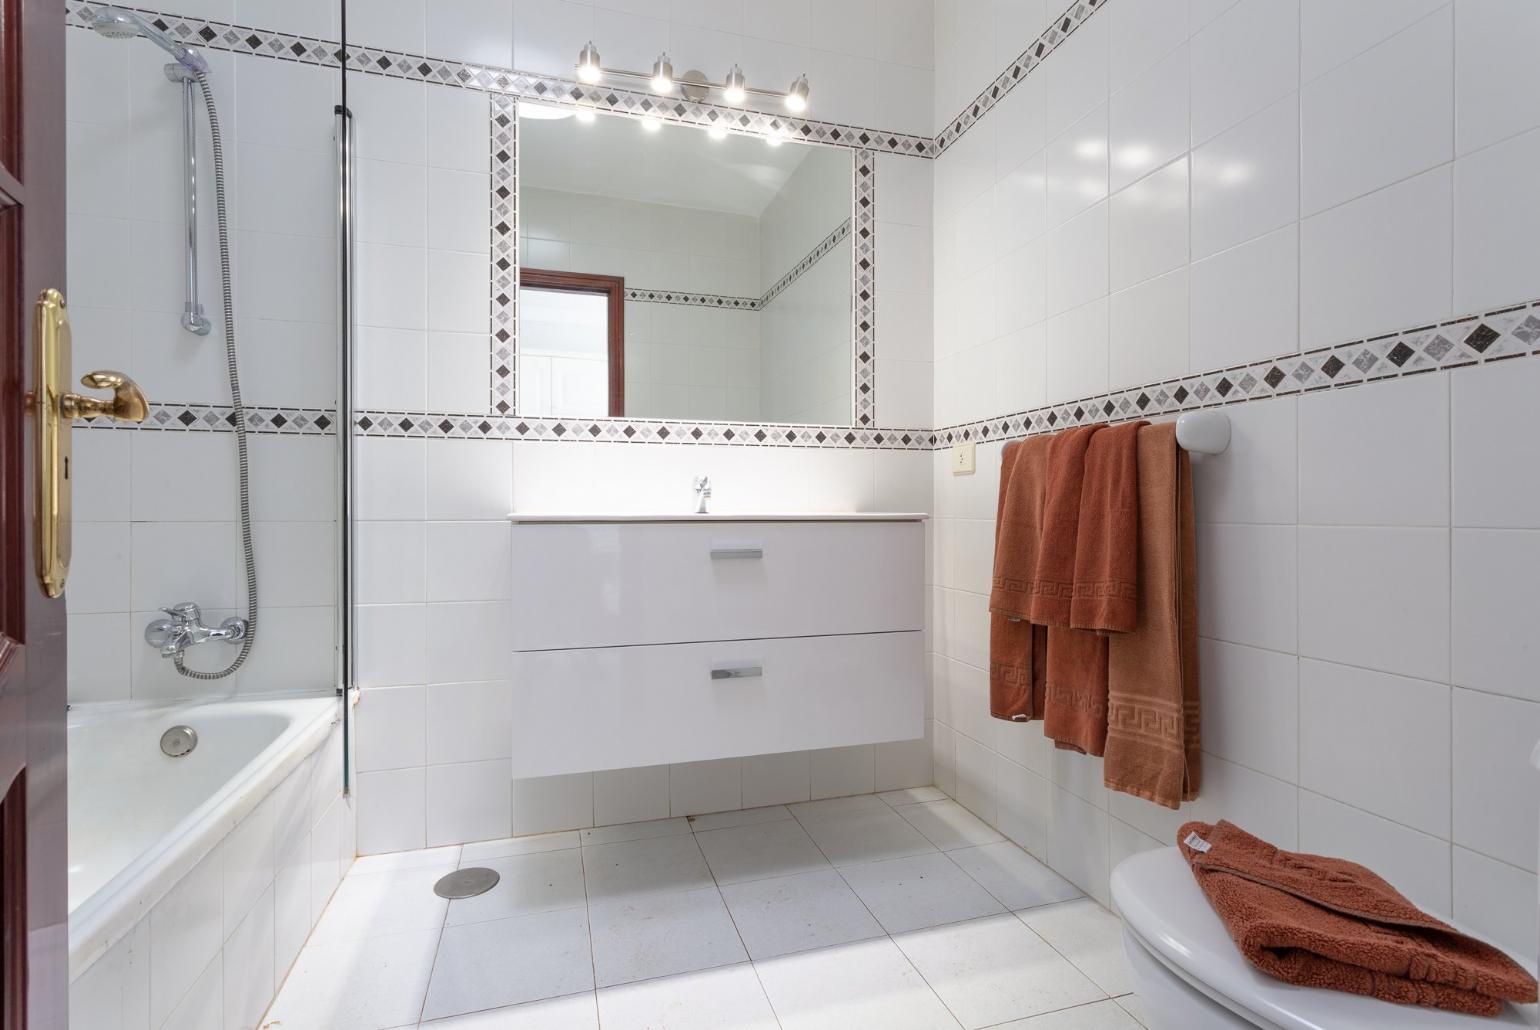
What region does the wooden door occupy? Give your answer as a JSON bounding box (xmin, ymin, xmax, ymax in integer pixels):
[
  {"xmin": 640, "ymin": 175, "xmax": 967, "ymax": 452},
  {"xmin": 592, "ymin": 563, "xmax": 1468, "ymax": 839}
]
[{"xmin": 0, "ymin": 0, "xmax": 70, "ymax": 1025}]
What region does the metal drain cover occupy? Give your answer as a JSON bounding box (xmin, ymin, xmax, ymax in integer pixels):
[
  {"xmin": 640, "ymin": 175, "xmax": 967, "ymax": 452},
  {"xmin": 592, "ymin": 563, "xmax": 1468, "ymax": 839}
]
[
  {"xmin": 160, "ymin": 725, "xmax": 198, "ymax": 758},
  {"xmin": 434, "ymin": 867, "xmax": 500, "ymax": 899}
]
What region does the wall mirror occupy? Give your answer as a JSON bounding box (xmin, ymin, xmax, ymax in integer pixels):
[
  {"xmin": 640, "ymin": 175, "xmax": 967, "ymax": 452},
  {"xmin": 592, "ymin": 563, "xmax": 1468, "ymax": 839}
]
[{"xmin": 517, "ymin": 103, "xmax": 857, "ymax": 425}]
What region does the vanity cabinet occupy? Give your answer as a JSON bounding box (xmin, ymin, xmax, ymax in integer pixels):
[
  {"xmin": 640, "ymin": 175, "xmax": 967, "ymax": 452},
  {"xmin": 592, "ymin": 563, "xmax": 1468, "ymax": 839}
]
[{"xmin": 509, "ymin": 514, "xmax": 926, "ymax": 778}]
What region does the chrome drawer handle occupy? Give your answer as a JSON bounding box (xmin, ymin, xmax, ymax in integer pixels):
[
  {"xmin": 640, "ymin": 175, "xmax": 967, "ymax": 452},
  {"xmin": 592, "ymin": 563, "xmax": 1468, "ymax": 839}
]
[
  {"xmin": 710, "ymin": 547, "xmax": 763, "ymax": 560},
  {"xmin": 711, "ymin": 665, "xmax": 763, "ymax": 680}
]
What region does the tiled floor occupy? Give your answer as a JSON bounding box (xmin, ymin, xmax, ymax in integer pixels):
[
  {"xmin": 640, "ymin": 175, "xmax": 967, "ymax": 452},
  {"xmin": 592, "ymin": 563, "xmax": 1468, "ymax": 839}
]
[{"xmin": 263, "ymin": 788, "xmax": 1149, "ymax": 1029}]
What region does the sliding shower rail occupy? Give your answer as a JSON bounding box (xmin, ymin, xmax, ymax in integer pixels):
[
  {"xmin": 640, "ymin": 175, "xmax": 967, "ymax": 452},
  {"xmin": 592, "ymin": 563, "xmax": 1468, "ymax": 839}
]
[
  {"xmin": 169, "ymin": 63, "xmax": 212, "ymax": 335},
  {"xmin": 335, "ymin": 103, "xmax": 356, "ymax": 793}
]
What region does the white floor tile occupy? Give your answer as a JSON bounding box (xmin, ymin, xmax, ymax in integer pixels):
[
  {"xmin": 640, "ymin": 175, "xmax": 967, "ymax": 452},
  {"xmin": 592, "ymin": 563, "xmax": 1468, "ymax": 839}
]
[
  {"xmin": 583, "ymin": 834, "xmax": 715, "ymax": 900},
  {"xmin": 422, "ymin": 908, "xmax": 595, "ymax": 1021},
  {"xmin": 1017, "ymin": 899, "xmax": 1132, "ymax": 997},
  {"xmin": 445, "ymin": 848, "xmax": 588, "ymax": 926},
  {"xmin": 306, "ymin": 865, "xmax": 450, "ymax": 945},
  {"xmin": 897, "ymin": 799, "xmax": 1006, "ymax": 851},
  {"xmin": 580, "ymin": 817, "xmax": 692, "ymax": 847},
  {"xmin": 787, "ymin": 793, "xmax": 892, "ymax": 821},
  {"xmin": 422, "ymin": 991, "xmax": 599, "ymax": 1027},
  {"xmin": 754, "ymin": 937, "xmax": 962, "ymax": 1030},
  {"xmin": 696, "ymin": 819, "xmax": 831, "ymax": 885},
  {"xmin": 596, "ymin": 963, "xmax": 778, "ymax": 1030},
  {"xmin": 839, "ymin": 852, "xmax": 1006, "ymax": 934},
  {"xmin": 686, "ymin": 805, "xmax": 793, "ymax": 832},
  {"xmin": 879, "ymin": 786, "xmax": 948, "ymax": 806},
  {"xmin": 895, "ymin": 914, "xmax": 1107, "ymax": 1028},
  {"xmin": 794, "ymin": 804, "xmax": 938, "ymax": 867},
  {"xmin": 588, "ymin": 886, "xmax": 749, "ymax": 988},
  {"xmin": 264, "ymin": 929, "xmax": 440, "ymax": 1030},
  {"xmin": 1115, "ymin": 993, "xmax": 1152, "ymax": 1027},
  {"xmin": 720, "ymin": 868, "xmax": 885, "ymax": 959},
  {"xmin": 348, "ymin": 845, "xmax": 462, "ymax": 877},
  {"xmin": 994, "ymin": 998, "xmax": 1145, "ymax": 1028},
  {"xmin": 947, "ymin": 842, "xmax": 1083, "ymax": 910},
  {"xmin": 460, "ymin": 831, "xmax": 580, "ymax": 863}
]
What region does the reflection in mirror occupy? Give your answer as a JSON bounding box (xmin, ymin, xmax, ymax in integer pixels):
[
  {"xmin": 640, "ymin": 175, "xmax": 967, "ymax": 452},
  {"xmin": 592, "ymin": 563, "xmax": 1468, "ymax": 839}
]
[{"xmin": 518, "ymin": 103, "xmax": 855, "ymax": 424}]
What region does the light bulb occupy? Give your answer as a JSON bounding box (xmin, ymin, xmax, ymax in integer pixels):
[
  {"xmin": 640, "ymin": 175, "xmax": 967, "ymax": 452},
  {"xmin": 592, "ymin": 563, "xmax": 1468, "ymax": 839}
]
[
  {"xmin": 575, "ymin": 108, "xmax": 596, "ymax": 124},
  {"xmin": 708, "ymin": 124, "xmax": 728, "ymax": 140},
  {"xmin": 650, "ymin": 53, "xmax": 674, "ymax": 94},
  {"xmin": 784, "ymin": 74, "xmax": 809, "ymax": 113},
  {"xmin": 765, "ymin": 130, "xmax": 783, "ymax": 147},
  {"xmin": 722, "ymin": 65, "xmax": 747, "ymax": 104},
  {"xmin": 576, "ymin": 41, "xmax": 602, "ymax": 83},
  {"xmin": 641, "ymin": 115, "xmax": 663, "ymax": 132}
]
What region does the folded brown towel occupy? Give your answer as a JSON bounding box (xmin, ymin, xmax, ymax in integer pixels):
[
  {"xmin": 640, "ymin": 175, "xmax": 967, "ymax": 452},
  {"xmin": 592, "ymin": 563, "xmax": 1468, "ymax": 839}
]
[
  {"xmin": 1027, "ymin": 425, "xmax": 1104, "ymax": 627},
  {"xmin": 1104, "ymin": 423, "xmax": 1199, "ymax": 807},
  {"xmin": 1071, "ymin": 421, "xmax": 1146, "ymax": 632},
  {"xmin": 989, "ymin": 438, "xmax": 1051, "ymax": 720},
  {"xmin": 1178, "ymin": 820, "xmax": 1539, "ymax": 1017}
]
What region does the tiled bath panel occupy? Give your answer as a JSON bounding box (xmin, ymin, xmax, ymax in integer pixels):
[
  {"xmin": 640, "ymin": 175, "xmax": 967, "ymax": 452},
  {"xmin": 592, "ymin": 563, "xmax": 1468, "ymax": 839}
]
[{"xmin": 268, "ymin": 792, "xmax": 1146, "ymax": 1028}]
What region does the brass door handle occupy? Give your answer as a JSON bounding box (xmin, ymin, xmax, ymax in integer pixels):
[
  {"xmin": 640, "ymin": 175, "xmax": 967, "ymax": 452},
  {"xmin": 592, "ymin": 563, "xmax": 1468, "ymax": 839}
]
[{"xmin": 63, "ymin": 370, "xmax": 148, "ymax": 423}]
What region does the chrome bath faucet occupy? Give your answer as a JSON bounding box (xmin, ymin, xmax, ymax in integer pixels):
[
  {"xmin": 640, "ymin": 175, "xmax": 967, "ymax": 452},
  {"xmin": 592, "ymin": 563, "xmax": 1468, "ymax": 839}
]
[
  {"xmin": 693, "ymin": 475, "xmax": 712, "ymax": 514},
  {"xmin": 144, "ymin": 602, "xmax": 248, "ymax": 659}
]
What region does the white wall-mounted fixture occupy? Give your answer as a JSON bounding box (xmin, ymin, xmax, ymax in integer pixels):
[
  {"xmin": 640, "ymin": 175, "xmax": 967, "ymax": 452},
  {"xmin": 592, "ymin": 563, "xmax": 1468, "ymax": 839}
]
[
  {"xmin": 1175, "ymin": 410, "xmax": 1232, "ymax": 455},
  {"xmin": 573, "ymin": 45, "xmax": 810, "ymax": 111}
]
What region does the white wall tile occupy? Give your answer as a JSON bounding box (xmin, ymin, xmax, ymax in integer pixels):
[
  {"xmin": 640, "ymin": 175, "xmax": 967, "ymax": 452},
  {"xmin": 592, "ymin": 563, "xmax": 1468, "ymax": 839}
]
[
  {"xmin": 357, "ymin": 767, "xmax": 426, "ymax": 855},
  {"xmin": 1199, "ymin": 756, "xmax": 1298, "ymax": 850},
  {"xmin": 1047, "ymin": 787, "xmax": 1110, "ymax": 904},
  {"xmin": 1452, "ymin": 530, "xmax": 1540, "ymax": 702},
  {"xmin": 1045, "ymin": 202, "xmax": 1108, "ymax": 317},
  {"xmin": 1452, "ymin": 687, "xmax": 1540, "ymax": 872},
  {"xmin": 1109, "ymin": 0, "xmax": 1190, "ymax": 94},
  {"xmin": 811, "ymin": 745, "xmax": 876, "ymax": 801},
  {"xmin": 355, "ymin": 685, "xmax": 426, "ymax": 772},
  {"xmin": 1454, "ymin": 0, "xmax": 1540, "ymax": 156},
  {"xmin": 1191, "ymin": 394, "xmax": 1298, "ymax": 526},
  {"xmin": 1453, "ymin": 847, "xmax": 1539, "ymax": 967},
  {"xmin": 1044, "ymin": 10, "xmax": 1109, "ymax": 142},
  {"xmin": 425, "ymin": 601, "xmax": 512, "ymax": 684},
  {"xmin": 1200, "ymin": 639, "xmax": 1298, "ymax": 783},
  {"xmin": 427, "ymin": 759, "xmax": 513, "ymax": 846},
  {"xmin": 955, "ymin": 732, "xmax": 997, "ymax": 826},
  {"xmin": 1109, "ymin": 44, "xmax": 1188, "ymax": 194},
  {"xmin": 1045, "ymin": 105, "xmax": 1109, "ymax": 230},
  {"xmin": 1109, "ymin": 268, "xmax": 1188, "ymax": 388},
  {"xmin": 671, "ymin": 758, "xmax": 743, "ymax": 815},
  {"xmin": 149, "ymin": 850, "xmax": 223, "ymax": 1027},
  {"xmin": 1189, "ymin": 0, "xmax": 1299, "ymax": 145},
  {"xmin": 593, "ymin": 765, "xmax": 672, "ymax": 826},
  {"xmin": 1189, "ymin": 225, "xmax": 1299, "ymax": 371},
  {"xmin": 1044, "ymin": 298, "xmax": 1109, "ymax": 406},
  {"xmin": 514, "ymin": 772, "xmax": 594, "ymax": 834},
  {"xmin": 1190, "ymin": 95, "xmax": 1299, "ymax": 260},
  {"xmin": 355, "ymin": 603, "xmax": 427, "ymax": 688},
  {"xmin": 355, "ymin": 521, "xmax": 426, "ymax": 605},
  {"xmin": 1298, "ymin": 527, "xmax": 1450, "ymax": 681},
  {"xmin": 1299, "ymin": 658, "xmax": 1451, "ymax": 837},
  {"xmin": 1454, "ymin": 127, "xmax": 1540, "ymax": 314},
  {"xmin": 1298, "ymin": 790, "xmax": 1452, "ymax": 916},
  {"xmin": 1298, "ymin": 372, "xmax": 1450, "ymax": 527},
  {"xmin": 426, "ymin": 680, "xmax": 514, "ymax": 764},
  {"xmin": 1300, "ymin": 166, "xmax": 1453, "ymax": 349},
  {"xmin": 1109, "ymin": 156, "xmax": 1188, "ymax": 293},
  {"xmin": 1452, "ymin": 359, "xmax": 1540, "ymax": 529},
  {"xmin": 1196, "ymin": 523, "xmax": 1297, "ymax": 653},
  {"xmin": 741, "ymin": 752, "xmax": 813, "ymax": 808},
  {"xmin": 427, "ymin": 0, "xmax": 513, "ymax": 66}
]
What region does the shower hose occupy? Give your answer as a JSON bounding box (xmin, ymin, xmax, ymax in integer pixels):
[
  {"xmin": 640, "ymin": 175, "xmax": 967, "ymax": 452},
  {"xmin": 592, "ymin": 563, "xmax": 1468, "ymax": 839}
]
[{"xmin": 176, "ymin": 71, "xmax": 256, "ymax": 679}]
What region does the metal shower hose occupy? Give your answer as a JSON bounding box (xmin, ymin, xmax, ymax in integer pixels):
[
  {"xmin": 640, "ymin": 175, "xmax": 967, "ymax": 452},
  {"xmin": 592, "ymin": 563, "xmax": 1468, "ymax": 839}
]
[{"xmin": 175, "ymin": 71, "xmax": 256, "ymax": 679}]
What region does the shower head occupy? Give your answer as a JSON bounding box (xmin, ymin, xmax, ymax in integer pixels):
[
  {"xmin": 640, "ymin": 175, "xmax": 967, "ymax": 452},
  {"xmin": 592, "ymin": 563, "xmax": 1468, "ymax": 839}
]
[{"xmin": 90, "ymin": 7, "xmax": 208, "ymax": 74}]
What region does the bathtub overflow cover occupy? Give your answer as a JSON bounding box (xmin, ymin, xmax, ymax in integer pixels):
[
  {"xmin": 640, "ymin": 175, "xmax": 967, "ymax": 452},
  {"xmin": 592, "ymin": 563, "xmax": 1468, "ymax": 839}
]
[
  {"xmin": 434, "ymin": 867, "xmax": 500, "ymax": 899},
  {"xmin": 160, "ymin": 725, "xmax": 198, "ymax": 758}
]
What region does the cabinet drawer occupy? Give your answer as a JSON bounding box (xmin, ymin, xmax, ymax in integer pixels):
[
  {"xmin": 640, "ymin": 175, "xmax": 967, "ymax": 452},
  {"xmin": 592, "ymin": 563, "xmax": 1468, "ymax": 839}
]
[
  {"xmin": 510, "ymin": 521, "xmax": 923, "ymax": 651},
  {"xmin": 510, "ymin": 631, "xmax": 924, "ymax": 778}
]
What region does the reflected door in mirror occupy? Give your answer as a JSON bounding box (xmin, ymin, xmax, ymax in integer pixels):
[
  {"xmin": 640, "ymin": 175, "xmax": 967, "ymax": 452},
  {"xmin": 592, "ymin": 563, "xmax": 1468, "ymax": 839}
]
[{"xmin": 518, "ymin": 269, "xmax": 625, "ymax": 418}]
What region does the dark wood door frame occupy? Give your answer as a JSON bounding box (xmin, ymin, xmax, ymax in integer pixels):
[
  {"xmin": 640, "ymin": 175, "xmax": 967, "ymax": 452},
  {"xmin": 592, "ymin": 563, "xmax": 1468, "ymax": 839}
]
[{"xmin": 519, "ymin": 268, "xmax": 625, "ymax": 417}]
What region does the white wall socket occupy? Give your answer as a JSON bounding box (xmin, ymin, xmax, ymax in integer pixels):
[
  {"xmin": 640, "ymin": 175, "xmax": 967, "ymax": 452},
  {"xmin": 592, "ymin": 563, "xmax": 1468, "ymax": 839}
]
[{"xmin": 951, "ymin": 442, "xmax": 976, "ymax": 475}]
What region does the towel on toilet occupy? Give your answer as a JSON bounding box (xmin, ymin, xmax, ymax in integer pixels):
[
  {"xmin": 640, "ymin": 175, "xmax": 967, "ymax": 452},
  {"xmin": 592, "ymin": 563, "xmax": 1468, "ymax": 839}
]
[
  {"xmin": 1103, "ymin": 423, "xmax": 1200, "ymax": 806},
  {"xmin": 989, "ymin": 437, "xmax": 1050, "ymax": 720},
  {"xmin": 1177, "ymin": 820, "xmax": 1539, "ymax": 1017}
]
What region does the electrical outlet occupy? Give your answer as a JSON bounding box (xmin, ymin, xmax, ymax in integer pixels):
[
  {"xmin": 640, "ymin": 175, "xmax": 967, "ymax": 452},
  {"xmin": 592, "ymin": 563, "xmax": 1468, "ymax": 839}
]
[{"xmin": 951, "ymin": 442, "xmax": 976, "ymax": 475}]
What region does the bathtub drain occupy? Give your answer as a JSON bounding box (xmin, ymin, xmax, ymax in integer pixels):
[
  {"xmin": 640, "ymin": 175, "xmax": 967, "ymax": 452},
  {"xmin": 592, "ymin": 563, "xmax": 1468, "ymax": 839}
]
[
  {"xmin": 160, "ymin": 725, "xmax": 198, "ymax": 758},
  {"xmin": 434, "ymin": 867, "xmax": 500, "ymax": 899}
]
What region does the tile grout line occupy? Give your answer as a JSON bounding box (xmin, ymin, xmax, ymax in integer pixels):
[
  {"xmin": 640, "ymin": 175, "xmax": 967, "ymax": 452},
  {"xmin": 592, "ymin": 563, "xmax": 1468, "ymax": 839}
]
[{"xmin": 684, "ymin": 821, "xmax": 787, "ymax": 1028}]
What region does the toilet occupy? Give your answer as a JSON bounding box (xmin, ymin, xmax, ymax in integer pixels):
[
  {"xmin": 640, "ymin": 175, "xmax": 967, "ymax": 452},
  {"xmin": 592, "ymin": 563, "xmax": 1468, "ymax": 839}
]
[{"xmin": 1111, "ymin": 849, "xmax": 1535, "ymax": 1030}]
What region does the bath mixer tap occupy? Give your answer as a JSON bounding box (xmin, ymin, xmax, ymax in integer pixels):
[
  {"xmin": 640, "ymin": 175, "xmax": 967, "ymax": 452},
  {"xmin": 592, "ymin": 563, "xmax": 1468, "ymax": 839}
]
[
  {"xmin": 693, "ymin": 475, "xmax": 712, "ymax": 514},
  {"xmin": 144, "ymin": 602, "xmax": 248, "ymax": 658}
]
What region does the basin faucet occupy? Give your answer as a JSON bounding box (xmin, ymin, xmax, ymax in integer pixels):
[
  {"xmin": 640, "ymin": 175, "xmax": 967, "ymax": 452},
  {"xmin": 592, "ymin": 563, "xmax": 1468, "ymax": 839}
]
[
  {"xmin": 693, "ymin": 475, "xmax": 712, "ymax": 514},
  {"xmin": 144, "ymin": 602, "xmax": 248, "ymax": 658}
]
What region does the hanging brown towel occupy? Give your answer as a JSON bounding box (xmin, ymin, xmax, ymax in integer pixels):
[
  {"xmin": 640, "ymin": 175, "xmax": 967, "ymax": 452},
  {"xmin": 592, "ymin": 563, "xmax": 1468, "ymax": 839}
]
[
  {"xmin": 1178, "ymin": 820, "xmax": 1538, "ymax": 1016},
  {"xmin": 1071, "ymin": 421, "xmax": 1147, "ymax": 633},
  {"xmin": 988, "ymin": 438, "xmax": 1050, "ymax": 720},
  {"xmin": 1026, "ymin": 424, "xmax": 1104, "ymax": 626},
  {"xmin": 1104, "ymin": 423, "xmax": 1200, "ymax": 807}
]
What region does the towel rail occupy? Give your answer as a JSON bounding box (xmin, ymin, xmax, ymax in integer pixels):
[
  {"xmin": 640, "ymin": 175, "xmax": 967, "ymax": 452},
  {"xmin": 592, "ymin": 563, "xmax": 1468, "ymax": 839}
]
[{"xmin": 1174, "ymin": 411, "xmax": 1230, "ymax": 455}]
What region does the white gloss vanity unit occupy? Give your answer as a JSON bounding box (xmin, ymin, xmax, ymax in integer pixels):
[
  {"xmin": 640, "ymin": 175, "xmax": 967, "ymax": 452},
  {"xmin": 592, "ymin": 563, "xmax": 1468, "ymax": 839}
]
[{"xmin": 508, "ymin": 513, "xmax": 927, "ymax": 778}]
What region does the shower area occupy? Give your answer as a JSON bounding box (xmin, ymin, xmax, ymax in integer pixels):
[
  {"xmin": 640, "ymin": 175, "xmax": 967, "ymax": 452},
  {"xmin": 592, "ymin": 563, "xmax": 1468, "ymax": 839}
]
[{"xmin": 63, "ymin": 2, "xmax": 358, "ymax": 1022}]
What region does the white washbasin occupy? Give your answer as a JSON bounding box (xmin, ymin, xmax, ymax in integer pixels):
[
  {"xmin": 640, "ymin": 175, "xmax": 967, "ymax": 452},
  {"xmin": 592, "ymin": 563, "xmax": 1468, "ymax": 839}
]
[{"xmin": 507, "ymin": 511, "xmax": 928, "ymax": 522}]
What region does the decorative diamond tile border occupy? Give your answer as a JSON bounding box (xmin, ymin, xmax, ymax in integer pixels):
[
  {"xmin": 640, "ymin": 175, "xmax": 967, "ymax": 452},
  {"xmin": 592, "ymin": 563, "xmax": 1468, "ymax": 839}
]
[
  {"xmin": 75, "ymin": 402, "xmax": 336, "ymax": 435},
  {"xmin": 352, "ymin": 409, "xmax": 936, "ymax": 450},
  {"xmin": 931, "ymin": 300, "xmax": 1540, "ymax": 449},
  {"xmin": 759, "ymin": 218, "xmax": 853, "ymax": 308},
  {"xmin": 625, "ymin": 288, "xmax": 763, "ymax": 310},
  {"xmin": 934, "ymin": 0, "xmax": 1108, "ymax": 157},
  {"xmin": 853, "ymin": 152, "xmax": 876, "ymax": 426},
  {"xmin": 491, "ymin": 96, "xmax": 517, "ymax": 415}
]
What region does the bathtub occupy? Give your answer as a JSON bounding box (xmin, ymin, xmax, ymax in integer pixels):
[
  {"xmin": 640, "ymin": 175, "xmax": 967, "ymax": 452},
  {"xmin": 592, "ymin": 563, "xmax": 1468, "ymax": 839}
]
[{"xmin": 67, "ymin": 693, "xmax": 340, "ymax": 978}]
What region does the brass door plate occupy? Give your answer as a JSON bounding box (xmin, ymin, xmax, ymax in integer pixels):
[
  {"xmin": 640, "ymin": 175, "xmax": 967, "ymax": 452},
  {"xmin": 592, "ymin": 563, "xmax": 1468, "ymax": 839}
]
[{"xmin": 34, "ymin": 288, "xmax": 71, "ymax": 598}]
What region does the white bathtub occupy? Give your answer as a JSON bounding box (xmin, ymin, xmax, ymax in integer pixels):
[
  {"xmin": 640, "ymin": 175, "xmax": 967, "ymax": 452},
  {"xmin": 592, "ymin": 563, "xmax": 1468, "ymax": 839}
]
[{"xmin": 67, "ymin": 693, "xmax": 339, "ymax": 976}]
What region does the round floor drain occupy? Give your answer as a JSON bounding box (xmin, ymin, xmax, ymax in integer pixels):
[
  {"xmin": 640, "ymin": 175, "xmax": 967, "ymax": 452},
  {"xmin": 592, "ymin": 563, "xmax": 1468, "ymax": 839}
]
[{"xmin": 434, "ymin": 867, "xmax": 500, "ymax": 899}]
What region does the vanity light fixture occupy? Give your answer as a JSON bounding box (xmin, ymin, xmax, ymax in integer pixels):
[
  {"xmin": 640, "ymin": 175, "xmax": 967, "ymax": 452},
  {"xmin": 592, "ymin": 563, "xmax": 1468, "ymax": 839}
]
[
  {"xmin": 572, "ymin": 46, "xmax": 809, "ymax": 112},
  {"xmin": 650, "ymin": 52, "xmax": 675, "ymax": 94},
  {"xmin": 576, "ymin": 41, "xmax": 603, "ymax": 82},
  {"xmin": 785, "ymin": 75, "xmax": 810, "ymax": 113}
]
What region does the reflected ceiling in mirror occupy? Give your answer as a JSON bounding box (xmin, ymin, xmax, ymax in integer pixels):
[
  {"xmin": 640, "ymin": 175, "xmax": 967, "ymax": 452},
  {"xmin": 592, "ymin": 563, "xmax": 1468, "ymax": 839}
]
[{"xmin": 517, "ymin": 104, "xmax": 855, "ymax": 426}]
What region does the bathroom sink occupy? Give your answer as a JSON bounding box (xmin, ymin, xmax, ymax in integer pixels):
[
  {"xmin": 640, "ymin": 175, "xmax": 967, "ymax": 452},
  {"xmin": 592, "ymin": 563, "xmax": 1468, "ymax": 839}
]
[{"xmin": 506, "ymin": 512, "xmax": 928, "ymax": 522}]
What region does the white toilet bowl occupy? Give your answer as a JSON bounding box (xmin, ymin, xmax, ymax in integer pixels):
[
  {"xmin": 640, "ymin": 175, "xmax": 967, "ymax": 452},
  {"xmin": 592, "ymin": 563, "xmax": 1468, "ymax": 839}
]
[{"xmin": 1111, "ymin": 848, "xmax": 1534, "ymax": 1030}]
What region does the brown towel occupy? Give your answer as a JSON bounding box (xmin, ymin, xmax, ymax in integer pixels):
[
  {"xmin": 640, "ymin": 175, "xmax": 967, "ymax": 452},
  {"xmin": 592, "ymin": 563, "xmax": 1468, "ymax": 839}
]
[
  {"xmin": 989, "ymin": 438, "xmax": 1050, "ymax": 720},
  {"xmin": 1026, "ymin": 424, "xmax": 1104, "ymax": 627},
  {"xmin": 1040, "ymin": 629, "xmax": 1109, "ymax": 753},
  {"xmin": 1071, "ymin": 421, "xmax": 1146, "ymax": 632},
  {"xmin": 1178, "ymin": 820, "xmax": 1539, "ymax": 1017},
  {"xmin": 1104, "ymin": 423, "xmax": 1199, "ymax": 806}
]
